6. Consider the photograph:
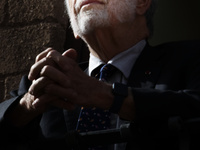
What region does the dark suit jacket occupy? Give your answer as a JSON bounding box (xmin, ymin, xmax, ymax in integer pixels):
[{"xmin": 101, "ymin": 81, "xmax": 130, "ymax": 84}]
[{"xmin": 0, "ymin": 41, "xmax": 200, "ymax": 150}]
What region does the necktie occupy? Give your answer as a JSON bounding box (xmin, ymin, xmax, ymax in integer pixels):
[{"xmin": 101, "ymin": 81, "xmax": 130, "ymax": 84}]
[
  {"xmin": 76, "ymin": 64, "xmax": 117, "ymax": 133},
  {"xmin": 99, "ymin": 64, "xmax": 117, "ymax": 82}
]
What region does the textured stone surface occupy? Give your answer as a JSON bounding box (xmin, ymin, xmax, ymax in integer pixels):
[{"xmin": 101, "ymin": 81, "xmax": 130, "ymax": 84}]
[
  {"xmin": 0, "ymin": 0, "xmax": 68, "ymax": 101},
  {"xmin": 4, "ymin": 74, "xmax": 23, "ymax": 100},
  {"xmin": 0, "ymin": 23, "xmax": 66, "ymax": 75},
  {"xmin": 8, "ymin": 0, "xmax": 68, "ymax": 26},
  {"xmin": 0, "ymin": 78, "xmax": 4, "ymax": 102},
  {"xmin": 0, "ymin": 0, "xmax": 6, "ymax": 25}
]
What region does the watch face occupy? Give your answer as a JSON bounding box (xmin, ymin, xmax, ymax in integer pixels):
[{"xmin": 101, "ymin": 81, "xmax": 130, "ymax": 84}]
[
  {"xmin": 110, "ymin": 83, "xmax": 128, "ymax": 113},
  {"xmin": 112, "ymin": 83, "xmax": 128, "ymax": 96}
]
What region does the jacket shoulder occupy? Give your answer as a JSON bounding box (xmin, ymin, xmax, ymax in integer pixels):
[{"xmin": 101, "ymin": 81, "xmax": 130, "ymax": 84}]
[{"xmin": 153, "ymin": 40, "xmax": 200, "ymax": 52}]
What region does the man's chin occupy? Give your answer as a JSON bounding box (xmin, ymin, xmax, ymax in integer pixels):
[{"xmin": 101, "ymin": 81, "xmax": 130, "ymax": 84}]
[{"xmin": 79, "ymin": 12, "xmax": 109, "ymax": 26}]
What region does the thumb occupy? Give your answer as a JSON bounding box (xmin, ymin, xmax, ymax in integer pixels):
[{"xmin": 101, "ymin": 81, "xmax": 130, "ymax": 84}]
[{"xmin": 62, "ymin": 48, "xmax": 78, "ymax": 61}]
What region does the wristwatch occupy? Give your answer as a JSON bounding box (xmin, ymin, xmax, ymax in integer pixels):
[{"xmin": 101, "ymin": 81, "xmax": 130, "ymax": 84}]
[{"xmin": 110, "ymin": 82, "xmax": 128, "ymax": 113}]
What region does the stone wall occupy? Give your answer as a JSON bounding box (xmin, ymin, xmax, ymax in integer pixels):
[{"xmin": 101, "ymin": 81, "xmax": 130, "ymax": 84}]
[{"xmin": 0, "ymin": 0, "xmax": 69, "ymax": 101}]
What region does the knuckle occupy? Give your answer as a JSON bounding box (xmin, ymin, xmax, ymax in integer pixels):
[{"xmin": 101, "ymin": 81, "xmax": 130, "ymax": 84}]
[
  {"xmin": 46, "ymin": 47, "xmax": 53, "ymax": 51},
  {"xmin": 47, "ymin": 50, "xmax": 57, "ymax": 57},
  {"xmin": 29, "ymin": 65, "xmax": 37, "ymax": 80},
  {"xmin": 40, "ymin": 65, "xmax": 51, "ymax": 75},
  {"xmin": 29, "ymin": 82, "xmax": 37, "ymax": 95},
  {"xmin": 45, "ymin": 56, "xmax": 53, "ymax": 62},
  {"xmin": 30, "ymin": 63, "xmax": 36, "ymax": 71},
  {"xmin": 35, "ymin": 55, "xmax": 41, "ymax": 62},
  {"xmin": 35, "ymin": 48, "xmax": 53, "ymax": 62},
  {"xmin": 45, "ymin": 55, "xmax": 56, "ymax": 66}
]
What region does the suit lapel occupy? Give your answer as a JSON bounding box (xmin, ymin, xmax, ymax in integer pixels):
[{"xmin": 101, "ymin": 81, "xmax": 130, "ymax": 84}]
[{"xmin": 127, "ymin": 43, "xmax": 166, "ymax": 88}]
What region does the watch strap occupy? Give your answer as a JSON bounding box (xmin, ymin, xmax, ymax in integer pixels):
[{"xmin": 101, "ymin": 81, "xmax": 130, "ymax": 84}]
[{"xmin": 110, "ymin": 82, "xmax": 128, "ymax": 113}]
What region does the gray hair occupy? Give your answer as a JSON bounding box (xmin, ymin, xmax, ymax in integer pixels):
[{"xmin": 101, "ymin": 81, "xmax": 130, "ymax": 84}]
[{"xmin": 145, "ymin": 0, "xmax": 157, "ymax": 37}]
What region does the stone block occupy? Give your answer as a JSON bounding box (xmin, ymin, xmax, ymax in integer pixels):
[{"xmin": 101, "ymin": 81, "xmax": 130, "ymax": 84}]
[
  {"xmin": 0, "ymin": 0, "xmax": 7, "ymax": 25},
  {"xmin": 0, "ymin": 78, "xmax": 4, "ymax": 102},
  {"xmin": 8, "ymin": 0, "xmax": 68, "ymax": 26},
  {"xmin": 0, "ymin": 23, "xmax": 66, "ymax": 75},
  {"xmin": 4, "ymin": 74, "xmax": 23, "ymax": 101}
]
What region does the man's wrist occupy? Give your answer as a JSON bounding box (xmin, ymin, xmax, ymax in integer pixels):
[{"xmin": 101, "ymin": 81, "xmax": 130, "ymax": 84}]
[{"xmin": 110, "ymin": 82, "xmax": 128, "ymax": 113}]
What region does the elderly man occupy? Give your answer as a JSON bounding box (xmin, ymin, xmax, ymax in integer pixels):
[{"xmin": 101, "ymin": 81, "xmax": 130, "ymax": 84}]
[{"xmin": 1, "ymin": 0, "xmax": 200, "ymax": 149}]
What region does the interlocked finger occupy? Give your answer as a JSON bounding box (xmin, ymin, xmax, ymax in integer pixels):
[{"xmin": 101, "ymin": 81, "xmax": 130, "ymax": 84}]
[
  {"xmin": 28, "ymin": 50, "xmax": 62, "ymax": 81},
  {"xmin": 29, "ymin": 76, "xmax": 54, "ymax": 98}
]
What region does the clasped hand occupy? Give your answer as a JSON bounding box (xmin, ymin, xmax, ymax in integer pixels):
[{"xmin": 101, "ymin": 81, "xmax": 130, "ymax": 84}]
[{"xmin": 25, "ymin": 48, "xmax": 113, "ymax": 113}]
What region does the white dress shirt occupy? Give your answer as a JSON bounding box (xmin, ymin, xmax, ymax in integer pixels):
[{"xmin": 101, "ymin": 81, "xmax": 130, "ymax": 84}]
[{"xmin": 89, "ymin": 40, "xmax": 146, "ymax": 84}]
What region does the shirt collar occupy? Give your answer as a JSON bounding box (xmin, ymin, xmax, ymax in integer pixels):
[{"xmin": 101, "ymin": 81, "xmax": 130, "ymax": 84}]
[{"xmin": 88, "ymin": 40, "xmax": 146, "ymax": 78}]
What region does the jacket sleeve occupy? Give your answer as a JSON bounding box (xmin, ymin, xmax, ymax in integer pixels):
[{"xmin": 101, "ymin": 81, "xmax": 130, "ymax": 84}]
[
  {"xmin": 132, "ymin": 47, "xmax": 200, "ymax": 137},
  {"xmin": 0, "ymin": 76, "xmax": 40, "ymax": 144}
]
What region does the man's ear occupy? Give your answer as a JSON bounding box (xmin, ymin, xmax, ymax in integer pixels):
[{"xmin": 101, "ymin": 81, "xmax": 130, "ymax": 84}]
[{"xmin": 136, "ymin": 0, "xmax": 152, "ymax": 15}]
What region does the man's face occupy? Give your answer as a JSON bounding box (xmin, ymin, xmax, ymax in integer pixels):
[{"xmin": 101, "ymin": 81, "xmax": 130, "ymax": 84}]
[{"xmin": 65, "ymin": 0, "xmax": 137, "ymax": 37}]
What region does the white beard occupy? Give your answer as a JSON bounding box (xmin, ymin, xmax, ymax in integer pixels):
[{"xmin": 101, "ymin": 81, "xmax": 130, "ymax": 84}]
[
  {"xmin": 76, "ymin": 6, "xmax": 110, "ymax": 35},
  {"xmin": 66, "ymin": 0, "xmax": 137, "ymax": 37}
]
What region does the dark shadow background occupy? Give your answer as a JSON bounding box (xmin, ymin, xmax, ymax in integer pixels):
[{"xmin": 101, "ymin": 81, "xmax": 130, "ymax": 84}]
[{"xmin": 149, "ymin": 0, "xmax": 200, "ymax": 46}]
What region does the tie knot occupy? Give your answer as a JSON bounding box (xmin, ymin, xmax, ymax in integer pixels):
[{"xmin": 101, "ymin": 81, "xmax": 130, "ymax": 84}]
[{"xmin": 99, "ymin": 64, "xmax": 116, "ymax": 82}]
